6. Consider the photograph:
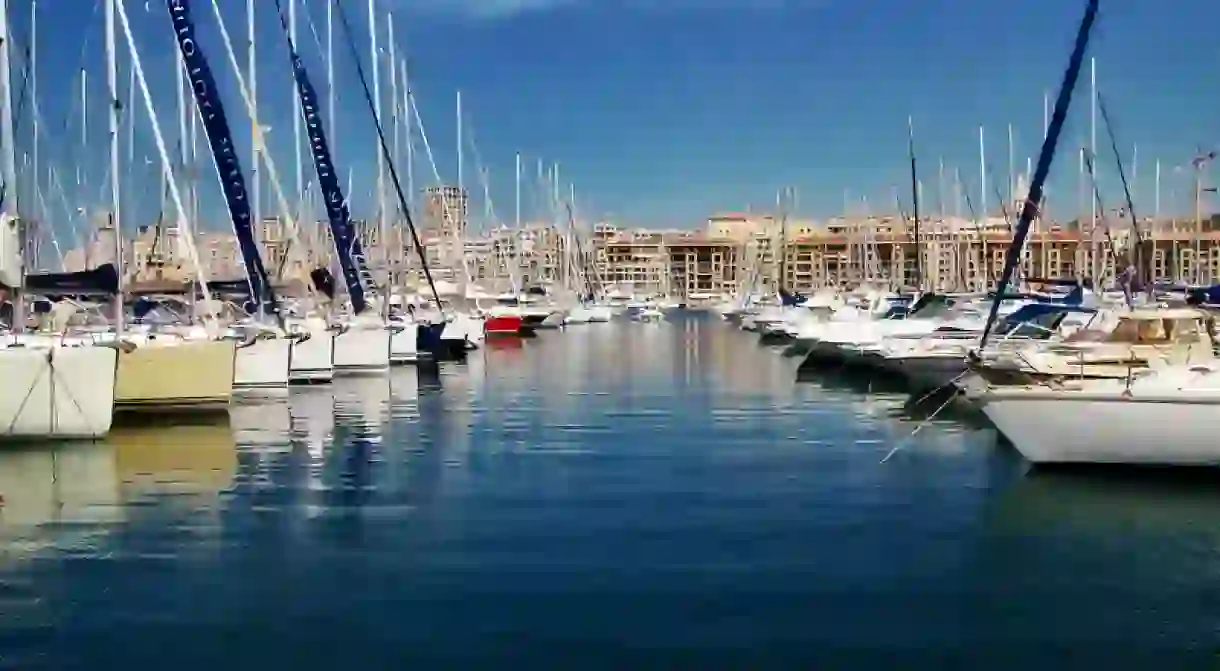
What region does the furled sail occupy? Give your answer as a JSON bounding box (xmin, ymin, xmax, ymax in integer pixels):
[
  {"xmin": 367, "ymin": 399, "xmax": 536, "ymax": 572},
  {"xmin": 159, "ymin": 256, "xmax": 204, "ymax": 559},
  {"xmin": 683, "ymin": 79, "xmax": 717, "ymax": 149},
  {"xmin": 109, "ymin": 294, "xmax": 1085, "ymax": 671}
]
[
  {"xmin": 165, "ymin": 0, "xmax": 277, "ymax": 316},
  {"xmin": 274, "ymin": 3, "xmax": 369, "ymax": 315}
]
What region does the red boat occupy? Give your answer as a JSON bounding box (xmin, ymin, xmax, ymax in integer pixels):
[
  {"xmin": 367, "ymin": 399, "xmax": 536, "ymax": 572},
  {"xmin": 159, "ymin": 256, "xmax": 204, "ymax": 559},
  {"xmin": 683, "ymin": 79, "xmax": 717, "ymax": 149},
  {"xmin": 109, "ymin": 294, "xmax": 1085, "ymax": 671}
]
[{"xmin": 483, "ymin": 314, "xmax": 525, "ymax": 336}]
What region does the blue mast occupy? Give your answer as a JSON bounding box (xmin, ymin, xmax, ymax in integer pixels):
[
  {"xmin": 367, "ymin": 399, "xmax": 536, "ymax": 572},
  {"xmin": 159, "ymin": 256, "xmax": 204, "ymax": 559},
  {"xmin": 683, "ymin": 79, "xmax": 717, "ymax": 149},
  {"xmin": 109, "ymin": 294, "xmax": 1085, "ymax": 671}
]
[{"xmin": 165, "ymin": 0, "xmax": 279, "ymax": 320}]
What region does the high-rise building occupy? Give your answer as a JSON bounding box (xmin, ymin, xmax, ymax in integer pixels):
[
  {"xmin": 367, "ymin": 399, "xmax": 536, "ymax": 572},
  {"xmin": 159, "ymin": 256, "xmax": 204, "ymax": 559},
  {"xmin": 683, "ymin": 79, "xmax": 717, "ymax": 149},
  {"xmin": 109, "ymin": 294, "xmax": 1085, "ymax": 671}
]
[{"xmin": 422, "ymin": 185, "xmax": 468, "ymax": 238}]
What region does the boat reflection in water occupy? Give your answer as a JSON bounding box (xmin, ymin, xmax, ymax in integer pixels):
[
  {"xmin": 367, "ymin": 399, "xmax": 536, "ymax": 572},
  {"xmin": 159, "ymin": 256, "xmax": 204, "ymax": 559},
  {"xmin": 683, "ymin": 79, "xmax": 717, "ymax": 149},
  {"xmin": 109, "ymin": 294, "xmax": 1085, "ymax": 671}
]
[
  {"xmin": 0, "ymin": 420, "xmax": 236, "ymax": 560},
  {"xmin": 970, "ymin": 470, "xmax": 1220, "ymax": 651},
  {"xmin": 988, "ymin": 469, "xmax": 1220, "ymax": 538},
  {"xmin": 109, "ymin": 420, "xmax": 238, "ymax": 501},
  {"xmin": 0, "ymin": 442, "xmax": 122, "ymax": 538}
]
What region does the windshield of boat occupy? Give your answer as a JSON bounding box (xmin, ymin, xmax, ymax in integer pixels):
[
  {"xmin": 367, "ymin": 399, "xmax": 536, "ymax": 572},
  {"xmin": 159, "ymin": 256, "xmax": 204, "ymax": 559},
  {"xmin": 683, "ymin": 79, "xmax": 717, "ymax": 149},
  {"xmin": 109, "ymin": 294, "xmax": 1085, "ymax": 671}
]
[
  {"xmin": 994, "ymin": 304, "xmax": 1074, "ymax": 339},
  {"xmin": 907, "ymin": 294, "xmax": 955, "ymax": 319}
]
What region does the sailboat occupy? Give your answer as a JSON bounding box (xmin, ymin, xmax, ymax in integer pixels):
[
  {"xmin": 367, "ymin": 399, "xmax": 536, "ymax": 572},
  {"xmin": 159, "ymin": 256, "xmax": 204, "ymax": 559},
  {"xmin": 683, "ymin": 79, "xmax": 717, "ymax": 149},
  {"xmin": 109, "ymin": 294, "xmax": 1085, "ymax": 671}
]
[
  {"xmin": 165, "ymin": 0, "xmax": 294, "ymax": 393},
  {"xmin": 0, "ymin": 0, "xmax": 119, "ymax": 441},
  {"xmin": 276, "ymin": 8, "xmax": 390, "ymax": 376},
  {"xmin": 953, "ymin": 0, "xmax": 1213, "ymax": 466}
]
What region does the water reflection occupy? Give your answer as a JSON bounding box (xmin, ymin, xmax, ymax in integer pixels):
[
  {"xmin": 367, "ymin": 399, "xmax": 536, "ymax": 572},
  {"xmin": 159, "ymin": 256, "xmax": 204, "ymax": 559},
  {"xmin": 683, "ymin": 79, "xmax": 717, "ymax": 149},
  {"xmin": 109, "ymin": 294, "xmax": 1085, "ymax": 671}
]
[
  {"xmin": 990, "ymin": 469, "xmax": 1220, "ymax": 537},
  {"xmin": 3, "ymin": 316, "xmax": 1218, "ymax": 665},
  {"xmin": 0, "ymin": 443, "xmax": 121, "ymax": 539},
  {"xmin": 110, "ymin": 422, "xmax": 238, "ymax": 500}
]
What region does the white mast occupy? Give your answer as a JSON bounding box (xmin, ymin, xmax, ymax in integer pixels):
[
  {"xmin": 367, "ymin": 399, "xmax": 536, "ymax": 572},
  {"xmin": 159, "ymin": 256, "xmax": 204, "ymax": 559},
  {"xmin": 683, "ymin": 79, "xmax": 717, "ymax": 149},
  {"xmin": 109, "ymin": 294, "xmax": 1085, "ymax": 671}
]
[
  {"xmin": 387, "ymin": 16, "xmax": 401, "ymax": 272},
  {"xmin": 1007, "ymin": 123, "xmax": 1015, "ymax": 209},
  {"xmin": 978, "ymin": 126, "xmax": 986, "ymax": 217},
  {"xmin": 0, "ymin": 0, "xmax": 17, "ymax": 282},
  {"xmin": 290, "ymin": 0, "xmax": 302, "ymax": 205},
  {"xmin": 979, "ymin": 125, "xmax": 987, "ymax": 288},
  {"xmin": 369, "ymin": 0, "xmax": 384, "ymax": 243},
  {"xmin": 389, "ymin": 14, "xmax": 399, "ymax": 166},
  {"xmin": 326, "ymin": 0, "xmax": 334, "ymax": 143},
  {"xmin": 401, "ymin": 61, "xmax": 412, "ymax": 210},
  {"xmin": 104, "ymin": 0, "xmax": 122, "ymax": 332},
  {"xmin": 514, "ymin": 151, "xmax": 521, "ymax": 229},
  {"xmin": 247, "ymin": 0, "xmax": 259, "ymax": 227},
  {"xmin": 1155, "ymin": 159, "xmax": 1161, "ymax": 222},
  {"xmin": 1090, "ymin": 56, "xmax": 1098, "ymax": 281},
  {"xmin": 78, "ymin": 69, "xmax": 86, "ymax": 190},
  {"xmin": 29, "ymin": 0, "xmax": 36, "ymax": 224},
  {"xmin": 1043, "ymin": 91, "xmax": 1049, "ymax": 139},
  {"xmin": 1132, "ymin": 143, "xmax": 1138, "ymax": 198},
  {"xmin": 456, "ymin": 89, "xmax": 463, "ymax": 266}
]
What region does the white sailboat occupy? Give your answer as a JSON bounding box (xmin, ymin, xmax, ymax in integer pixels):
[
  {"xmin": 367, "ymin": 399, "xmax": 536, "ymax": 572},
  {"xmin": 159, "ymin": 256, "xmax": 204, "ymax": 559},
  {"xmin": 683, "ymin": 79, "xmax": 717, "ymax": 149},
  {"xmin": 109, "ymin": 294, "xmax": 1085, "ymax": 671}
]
[{"xmin": 0, "ymin": 0, "xmax": 118, "ymax": 441}]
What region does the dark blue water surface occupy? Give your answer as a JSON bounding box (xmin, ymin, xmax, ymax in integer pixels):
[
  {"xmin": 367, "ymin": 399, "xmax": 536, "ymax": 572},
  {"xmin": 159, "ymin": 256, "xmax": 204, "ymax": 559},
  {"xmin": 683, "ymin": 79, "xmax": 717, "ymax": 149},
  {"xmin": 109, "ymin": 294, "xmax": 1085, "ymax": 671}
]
[{"xmin": 1, "ymin": 314, "xmax": 1218, "ymax": 668}]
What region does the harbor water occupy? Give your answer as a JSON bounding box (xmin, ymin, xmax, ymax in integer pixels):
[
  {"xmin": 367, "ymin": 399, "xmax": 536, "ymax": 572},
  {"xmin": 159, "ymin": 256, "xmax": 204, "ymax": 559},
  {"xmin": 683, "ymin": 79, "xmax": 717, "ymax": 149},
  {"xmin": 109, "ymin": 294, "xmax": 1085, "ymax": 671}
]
[{"xmin": 0, "ymin": 313, "xmax": 1216, "ymax": 667}]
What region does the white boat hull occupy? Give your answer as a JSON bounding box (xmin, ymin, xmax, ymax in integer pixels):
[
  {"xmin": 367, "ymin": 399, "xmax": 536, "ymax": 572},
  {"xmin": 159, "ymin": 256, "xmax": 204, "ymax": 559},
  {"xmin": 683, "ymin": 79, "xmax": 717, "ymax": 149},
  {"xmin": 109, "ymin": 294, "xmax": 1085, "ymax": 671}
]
[
  {"xmin": 289, "ymin": 322, "xmax": 334, "ymax": 384},
  {"xmin": 334, "ymin": 326, "xmax": 390, "ymax": 375},
  {"xmin": 234, "ymin": 336, "xmax": 291, "ymax": 391},
  {"xmin": 0, "ymin": 345, "xmax": 118, "ymax": 440},
  {"xmin": 976, "ymin": 388, "xmax": 1220, "ymax": 466}
]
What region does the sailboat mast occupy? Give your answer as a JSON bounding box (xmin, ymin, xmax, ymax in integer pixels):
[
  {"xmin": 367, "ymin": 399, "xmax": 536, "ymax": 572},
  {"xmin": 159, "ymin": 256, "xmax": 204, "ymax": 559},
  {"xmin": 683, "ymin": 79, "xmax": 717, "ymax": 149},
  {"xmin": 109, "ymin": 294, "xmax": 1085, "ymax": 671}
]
[
  {"xmin": 0, "ymin": 0, "xmax": 16, "ymax": 265},
  {"xmin": 104, "ymin": 0, "xmax": 122, "ymax": 334},
  {"xmin": 1043, "ymin": 91, "xmax": 1049, "ymax": 139},
  {"xmin": 1155, "ymin": 159, "xmax": 1161, "ymax": 223},
  {"xmin": 515, "ymin": 151, "xmax": 521, "ymax": 229},
  {"xmin": 402, "ymin": 61, "xmax": 412, "ymax": 214},
  {"xmin": 78, "ymin": 69, "xmax": 86, "ymax": 191},
  {"xmin": 248, "ymin": 0, "xmax": 259, "ymax": 227},
  {"xmin": 369, "ymin": 0, "xmax": 385, "ymax": 251},
  {"xmin": 979, "ymin": 125, "xmax": 988, "ymax": 288},
  {"xmin": 389, "ymin": 14, "xmax": 399, "ymax": 184},
  {"xmin": 388, "ymin": 16, "xmax": 400, "ymax": 272},
  {"xmin": 1089, "ymin": 56, "xmax": 1097, "ymax": 282},
  {"xmin": 290, "ymin": 0, "xmax": 302, "ymax": 204},
  {"xmin": 326, "ymin": 0, "xmax": 334, "ymax": 143},
  {"xmin": 30, "ymin": 0, "xmax": 36, "ymax": 227},
  {"xmin": 907, "ymin": 116, "xmax": 921, "ymax": 290},
  {"xmin": 455, "ymin": 90, "xmax": 463, "ymax": 268},
  {"xmin": 1007, "ymin": 123, "xmax": 1015, "ymax": 209}
]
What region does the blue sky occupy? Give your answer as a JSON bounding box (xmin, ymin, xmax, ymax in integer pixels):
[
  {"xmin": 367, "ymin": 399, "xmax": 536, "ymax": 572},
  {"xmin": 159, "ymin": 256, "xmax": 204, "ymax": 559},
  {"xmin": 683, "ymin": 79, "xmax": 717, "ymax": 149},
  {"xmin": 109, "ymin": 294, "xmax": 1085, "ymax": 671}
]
[{"xmin": 11, "ymin": 0, "xmax": 1220, "ymax": 240}]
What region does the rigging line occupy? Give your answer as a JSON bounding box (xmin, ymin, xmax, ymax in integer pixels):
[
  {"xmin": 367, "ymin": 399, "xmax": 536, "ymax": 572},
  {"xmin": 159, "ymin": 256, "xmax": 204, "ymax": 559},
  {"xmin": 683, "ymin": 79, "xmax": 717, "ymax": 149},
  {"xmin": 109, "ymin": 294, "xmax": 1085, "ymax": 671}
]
[
  {"xmin": 1096, "ymin": 90, "xmax": 1146, "ymax": 288},
  {"xmin": 986, "ymin": 162, "xmax": 1014, "ymax": 231},
  {"xmin": 1082, "ymin": 149, "xmax": 1127, "ymax": 298},
  {"xmin": 879, "ymin": 389, "xmax": 957, "ymax": 464},
  {"xmin": 41, "ymin": 0, "xmax": 103, "ymax": 184},
  {"xmin": 0, "ymin": 41, "xmax": 30, "ymax": 212},
  {"xmin": 907, "ymin": 117, "xmax": 921, "ymax": 290},
  {"xmin": 988, "ymin": 163, "xmax": 1027, "ymax": 286},
  {"xmin": 462, "ymin": 114, "xmax": 499, "ymax": 231},
  {"xmin": 330, "ymin": 0, "xmax": 444, "ymax": 310},
  {"xmin": 959, "ymin": 175, "xmax": 992, "ymax": 289}
]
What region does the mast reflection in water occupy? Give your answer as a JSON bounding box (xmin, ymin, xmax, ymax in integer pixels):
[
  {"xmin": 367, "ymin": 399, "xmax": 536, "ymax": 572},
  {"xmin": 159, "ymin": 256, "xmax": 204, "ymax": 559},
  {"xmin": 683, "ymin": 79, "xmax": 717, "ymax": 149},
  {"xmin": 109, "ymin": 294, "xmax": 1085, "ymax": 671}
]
[{"xmin": 0, "ymin": 315, "xmax": 1213, "ymax": 666}]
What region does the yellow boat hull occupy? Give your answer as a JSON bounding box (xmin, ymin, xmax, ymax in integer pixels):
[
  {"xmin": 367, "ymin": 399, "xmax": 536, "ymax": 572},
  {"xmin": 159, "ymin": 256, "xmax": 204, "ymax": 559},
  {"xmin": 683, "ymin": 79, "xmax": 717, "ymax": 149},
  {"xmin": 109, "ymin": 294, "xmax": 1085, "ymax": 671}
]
[{"xmin": 114, "ymin": 340, "xmax": 236, "ymax": 414}]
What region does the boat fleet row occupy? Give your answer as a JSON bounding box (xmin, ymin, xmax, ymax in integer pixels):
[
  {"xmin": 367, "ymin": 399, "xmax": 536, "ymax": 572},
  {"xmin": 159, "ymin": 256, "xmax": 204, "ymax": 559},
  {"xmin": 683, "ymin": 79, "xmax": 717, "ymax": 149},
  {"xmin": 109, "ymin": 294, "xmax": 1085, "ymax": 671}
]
[
  {"xmin": 721, "ymin": 285, "xmax": 1220, "ymax": 467},
  {"xmin": 0, "ymin": 297, "xmax": 478, "ymax": 439},
  {"xmin": 0, "ymin": 287, "xmax": 677, "ymax": 443}
]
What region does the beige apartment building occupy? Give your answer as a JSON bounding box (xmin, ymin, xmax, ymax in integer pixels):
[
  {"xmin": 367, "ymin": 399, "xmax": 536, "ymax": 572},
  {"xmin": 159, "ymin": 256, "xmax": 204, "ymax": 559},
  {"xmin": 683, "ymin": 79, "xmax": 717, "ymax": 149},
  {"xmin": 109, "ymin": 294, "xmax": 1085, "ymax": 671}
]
[{"xmin": 55, "ymin": 197, "xmax": 1220, "ymax": 297}]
